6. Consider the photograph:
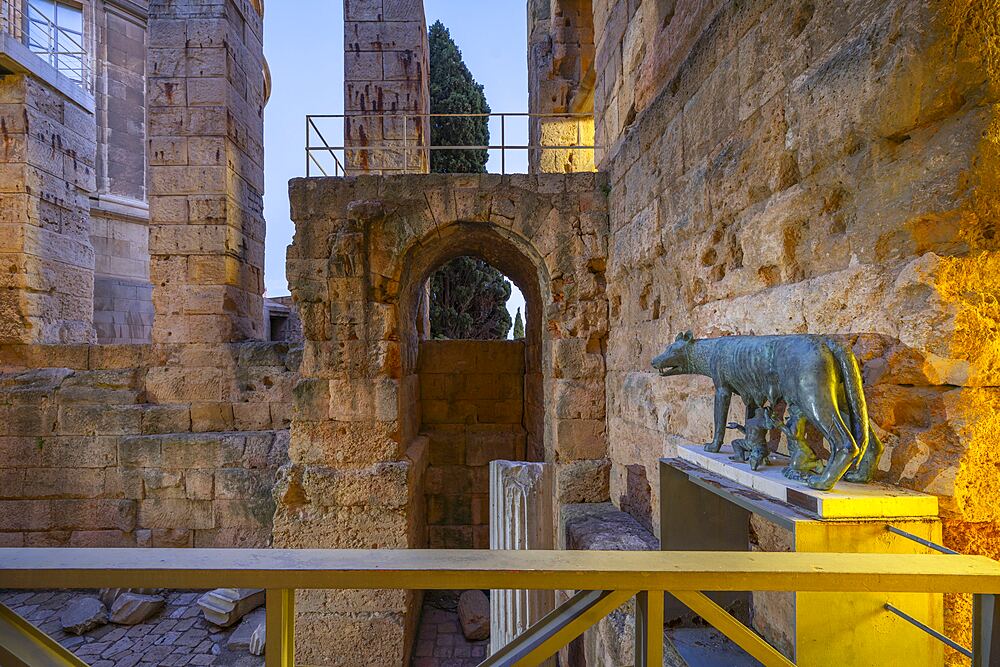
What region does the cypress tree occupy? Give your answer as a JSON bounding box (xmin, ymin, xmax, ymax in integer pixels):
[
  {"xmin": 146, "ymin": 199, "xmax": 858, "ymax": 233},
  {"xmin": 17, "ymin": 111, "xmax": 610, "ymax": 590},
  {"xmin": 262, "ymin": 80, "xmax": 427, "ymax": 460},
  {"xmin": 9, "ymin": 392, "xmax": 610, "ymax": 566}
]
[
  {"xmin": 426, "ymin": 21, "xmax": 512, "ymax": 340},
  {"xmin": 430, "ymin": 256, "xmax": 512, "ymax": 340},
  {"xmin": 428, "ymin": 20, "xmax": 490, "ymax": 173},
  {"xmin": 513, "ymin": 308, "xmax": 525, "ymax": 339}
]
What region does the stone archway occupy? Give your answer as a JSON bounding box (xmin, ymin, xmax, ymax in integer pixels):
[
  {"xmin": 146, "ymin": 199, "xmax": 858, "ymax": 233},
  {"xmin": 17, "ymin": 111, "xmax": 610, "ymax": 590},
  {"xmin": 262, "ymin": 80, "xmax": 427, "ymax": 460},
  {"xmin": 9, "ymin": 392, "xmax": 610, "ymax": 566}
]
[
  {"xmin": 400, "ymin": 223, "xmax": 547, "ymax": 550},
  {"xmin": 276, "ymin": 173, "xmax": 609, "ymax": 665}
]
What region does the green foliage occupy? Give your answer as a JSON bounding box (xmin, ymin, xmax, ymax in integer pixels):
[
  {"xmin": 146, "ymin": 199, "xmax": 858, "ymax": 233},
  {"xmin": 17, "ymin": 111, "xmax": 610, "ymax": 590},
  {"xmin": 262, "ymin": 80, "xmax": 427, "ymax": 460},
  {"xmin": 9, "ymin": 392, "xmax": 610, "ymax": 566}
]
[
  {"xmin": 426, "ymin": 22, "xmax": 509, "ymax": 341},
  {"xmin": 428, "ymin": 20, "xmax": 490, "ymax": 173},
  {"xmin": 430, "ymin": 256, "xmax": 512, "ymax": 340},
  {"xmin": 513, "ymin": 308, "xmax": 525, "ymax": 339}
]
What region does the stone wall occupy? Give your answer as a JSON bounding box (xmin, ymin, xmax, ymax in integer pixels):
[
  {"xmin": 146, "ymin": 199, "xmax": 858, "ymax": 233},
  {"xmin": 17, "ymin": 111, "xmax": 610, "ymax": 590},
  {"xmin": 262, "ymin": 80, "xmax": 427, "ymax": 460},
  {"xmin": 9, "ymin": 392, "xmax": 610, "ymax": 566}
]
[
  {"xmin": 527, "ymin": 0, "xmax": 597, "ymax": 173},
  {"xmin": 344, "ymin": 0, "xmax": 430, "ymax": 174},
  {"xmin": 595, "ymin": 0, "xmax": 999, "ymax": 659},
  {"xmin": 92, "ymin": 211, "xmax": 154, "ymax": 344},
  {"xmin": 0, "ymin": 74, "xmax": 97, "ymax": 344},
  {"xmin": 419, "ymin": 339, "xmax": 526, "ymax": 549},
  {"xmin": 0, "ymin": 342, "xmax": 296, "ymax": 548}
]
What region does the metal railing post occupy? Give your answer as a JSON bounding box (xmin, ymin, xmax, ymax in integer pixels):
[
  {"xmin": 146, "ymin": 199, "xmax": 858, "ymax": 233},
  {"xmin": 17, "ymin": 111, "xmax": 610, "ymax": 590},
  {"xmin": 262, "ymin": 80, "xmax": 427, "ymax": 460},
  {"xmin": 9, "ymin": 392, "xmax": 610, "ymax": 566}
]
[
  {"xmin": 501, "ymin": 113, "xmax": 505, "ymax": 175},
  {"xmin": 635, "ymin": 591, "xmax": 664, "ymax": 667},
  {"xmin": 974, "ymin": 593, "xmax": 998, "ymax": 667},
  {"xmin": 305, "ymin": 116, "xmax": 310, "ymax": 178},
  {"xmin": 266, "ymin": 589, "xmax": 295, "ymax": 667}
]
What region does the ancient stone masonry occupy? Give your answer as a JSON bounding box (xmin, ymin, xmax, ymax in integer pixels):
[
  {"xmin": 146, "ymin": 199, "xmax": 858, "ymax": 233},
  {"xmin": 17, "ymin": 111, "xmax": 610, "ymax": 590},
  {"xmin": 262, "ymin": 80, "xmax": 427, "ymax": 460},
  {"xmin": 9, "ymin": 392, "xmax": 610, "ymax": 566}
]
[
  {"xmin": 592, "ymin": 0, "xmax": 1000, "ymax": 660},
  {"xmin": 344, "ymin": 0, "xmax": 431, "ymax": 174},
  {"xmin": 420, "ymin": 339, "xmax": 526, "ymax": 549},
  {"xmin": 0, "ymin": 342, "xmax": 297, "ymax": 549},
  {"xmin": 147, "ymin": 0, "xmax": 268, "ymax": 344},
  {"xmin": 0, "ymin": 74, "xmax": 97, "ymax": 344},
  {"xmin": 527, "ymin": 0, "xmax": 596, "ymax": 173},
  {"xmin": 280, "ymin": 172, "xmax": 609, "ymax": 665},
  {"xmin": 0, "ymin": 0, "xmax": 285, "ymax": 554}
]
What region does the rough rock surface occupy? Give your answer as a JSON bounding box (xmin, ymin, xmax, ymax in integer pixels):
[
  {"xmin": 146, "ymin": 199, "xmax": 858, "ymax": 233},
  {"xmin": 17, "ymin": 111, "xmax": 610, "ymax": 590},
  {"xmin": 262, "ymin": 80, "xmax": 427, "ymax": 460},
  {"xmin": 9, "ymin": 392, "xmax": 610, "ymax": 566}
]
[
  {"xmin": 99, "ymin": 588, "xmax": 158, "ymax": 608},
  {"xmin": 249, "ymin": 625, "xmax": 265, "ymax": 656},
  {"xmin": 457, "ymin": 590, "xmax": 490, "ymax": 641},
  {"xmin": 228, "ymin": 608, "xmax": 266, "ymax": 652},
  {"xmin": 59, "ymin": 597, "xmax": 107, "ymax": 635},
  {"xmin": 590, "ymin": 0, "xmax": 999, "ymax": 661},
  {"xmin": 109, "ymin": 592, "xmax": 165, "ymax": 625},
  {"xmin": 561, "ymin": 502, "xmax": 659, "ymax": 551}
]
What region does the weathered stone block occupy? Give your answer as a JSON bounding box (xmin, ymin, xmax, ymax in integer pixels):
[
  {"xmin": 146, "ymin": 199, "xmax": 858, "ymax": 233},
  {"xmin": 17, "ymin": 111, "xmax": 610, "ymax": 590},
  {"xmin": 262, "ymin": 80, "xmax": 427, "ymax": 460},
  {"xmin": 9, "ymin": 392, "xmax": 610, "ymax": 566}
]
[
  {"xmin": 138, "ymin": 498, "xmax": 214, "ymax": 529},
  {"xmin": 557, "ymin": 460, "xmax": 611, "ymax": 504}
]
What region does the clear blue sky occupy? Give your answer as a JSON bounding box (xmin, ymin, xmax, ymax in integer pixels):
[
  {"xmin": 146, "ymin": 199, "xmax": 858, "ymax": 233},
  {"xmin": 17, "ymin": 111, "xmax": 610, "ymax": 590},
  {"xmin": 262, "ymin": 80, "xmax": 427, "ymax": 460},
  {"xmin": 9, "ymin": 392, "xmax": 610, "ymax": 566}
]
[{"xmin": 262, "ymin": 1, "xmax": 529, "ymax": 329}]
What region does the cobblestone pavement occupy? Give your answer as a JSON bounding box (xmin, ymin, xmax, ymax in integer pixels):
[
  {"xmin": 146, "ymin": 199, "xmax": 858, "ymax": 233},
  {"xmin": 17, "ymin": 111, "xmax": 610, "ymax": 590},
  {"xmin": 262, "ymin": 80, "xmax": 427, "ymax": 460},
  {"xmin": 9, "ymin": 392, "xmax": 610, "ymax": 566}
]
[
  {"xmin": 411, "ymin": 599, "xmax": 489, "ymax": 667},
  {"xmin": 0, "ymin": 590, "xmax": 263, "ymax": 667}
]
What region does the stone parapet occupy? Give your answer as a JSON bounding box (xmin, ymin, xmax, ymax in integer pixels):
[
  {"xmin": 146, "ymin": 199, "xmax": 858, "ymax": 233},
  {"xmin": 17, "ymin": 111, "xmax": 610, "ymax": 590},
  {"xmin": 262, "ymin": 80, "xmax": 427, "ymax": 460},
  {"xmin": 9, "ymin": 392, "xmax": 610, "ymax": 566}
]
[{"xmin": 0, "ymin": 341, "xmax": 298, "ymax": 548}]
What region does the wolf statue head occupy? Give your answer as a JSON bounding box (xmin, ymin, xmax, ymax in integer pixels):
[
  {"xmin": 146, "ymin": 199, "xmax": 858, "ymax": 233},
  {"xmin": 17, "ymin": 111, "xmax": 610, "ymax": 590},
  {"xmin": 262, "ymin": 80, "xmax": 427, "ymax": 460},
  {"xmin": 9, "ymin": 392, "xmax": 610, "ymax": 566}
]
[{"xmin": 651, "ymin": 331, "xmax": 695, "ymax": 376}]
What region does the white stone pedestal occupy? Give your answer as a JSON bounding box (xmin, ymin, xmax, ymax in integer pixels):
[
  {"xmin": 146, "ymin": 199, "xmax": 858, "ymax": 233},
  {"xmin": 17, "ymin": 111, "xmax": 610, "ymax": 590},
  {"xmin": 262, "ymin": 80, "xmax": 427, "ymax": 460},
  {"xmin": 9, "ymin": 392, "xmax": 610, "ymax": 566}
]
[
  {"xmin": 489, "ymin": 461, "xmax": 555, "ymax": 659},
  {"xmin": 677, "ymin": 443, "xmax": 938, "ymax": 518}
]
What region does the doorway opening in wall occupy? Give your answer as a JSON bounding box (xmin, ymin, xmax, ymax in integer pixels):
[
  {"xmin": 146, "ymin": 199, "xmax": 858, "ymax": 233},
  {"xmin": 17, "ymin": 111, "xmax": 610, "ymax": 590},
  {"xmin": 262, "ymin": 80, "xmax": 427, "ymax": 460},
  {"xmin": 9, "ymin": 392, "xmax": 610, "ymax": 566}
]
[
  {"xmin": 410, "ymin": 249, "xmax": 543, "ymax": 663},
  {"xmin": 417, "ymin": 255, "xmax": 537, "ymax": 550},
  {"xmin": 397, "ymin": 223, "xmax": 548, "ymax": 661}
]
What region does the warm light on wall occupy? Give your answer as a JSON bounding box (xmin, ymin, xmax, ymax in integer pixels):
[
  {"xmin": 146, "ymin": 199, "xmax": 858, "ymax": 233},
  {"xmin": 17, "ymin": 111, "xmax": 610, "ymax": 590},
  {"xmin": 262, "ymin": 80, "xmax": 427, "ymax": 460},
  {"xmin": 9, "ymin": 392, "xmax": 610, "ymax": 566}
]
[
  {"xmin": 537, "ymin": 117, "xmax": 597, "ymax": 174},
  {"xmin": 934, "ymin": 2, "xmax": 1000, "ymax": 661}
]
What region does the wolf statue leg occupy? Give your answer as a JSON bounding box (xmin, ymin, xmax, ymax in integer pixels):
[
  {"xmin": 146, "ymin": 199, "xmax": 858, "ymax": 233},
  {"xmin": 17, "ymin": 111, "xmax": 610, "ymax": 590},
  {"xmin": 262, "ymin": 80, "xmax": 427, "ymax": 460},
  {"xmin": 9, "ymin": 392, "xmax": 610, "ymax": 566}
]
[
  {"xmin": 706, "ymin": 386, "xmax": 733, "ymax": 453},
  {"xmin": 844, "ymin": 420, "xmax": 884, "ymax": 483},
  {"xmin": 806, "ymin": 405, "xmax": 860, "ymax": 491}
]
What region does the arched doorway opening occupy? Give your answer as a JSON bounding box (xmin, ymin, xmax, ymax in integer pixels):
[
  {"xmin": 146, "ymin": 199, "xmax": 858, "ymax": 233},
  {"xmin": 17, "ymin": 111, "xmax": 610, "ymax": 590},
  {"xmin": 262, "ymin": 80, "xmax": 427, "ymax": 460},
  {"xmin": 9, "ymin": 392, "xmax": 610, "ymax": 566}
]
[{"xmin": 399, "ymin": 222, "xmax": 546, "ymax": 550}]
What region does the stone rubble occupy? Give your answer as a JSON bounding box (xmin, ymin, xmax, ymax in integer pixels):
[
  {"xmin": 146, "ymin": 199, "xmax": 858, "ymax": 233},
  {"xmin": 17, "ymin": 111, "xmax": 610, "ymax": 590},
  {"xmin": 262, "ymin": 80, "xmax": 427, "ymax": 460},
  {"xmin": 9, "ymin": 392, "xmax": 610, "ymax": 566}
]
[
  {"xmin": 248, "ymin": 626, "xmax": 265, "ymax": 657},
  {"xmin": 100, "ymin": 589, "xmax": 160, "ymax": 608},
  {"xmin": 60, "ymin": 597, "xmax": 108, "ymax": 635},
  {"xmin": 197, "ymin": 589, "xmax": 265, "ymax": 628},
  {"xmin": 457, "ymin": 590, "xmax": 490, "ymax": 641},
  {"xmin": 226, "ymin": 609, "xmax": 266, "ymax": 652},
  {"xmin": 110, "ymin": 592, "xmax": 166, "ymax": 626},
  {"xmin": 1, "ymin": 588, "xmax": 266, "ymax": 666}
]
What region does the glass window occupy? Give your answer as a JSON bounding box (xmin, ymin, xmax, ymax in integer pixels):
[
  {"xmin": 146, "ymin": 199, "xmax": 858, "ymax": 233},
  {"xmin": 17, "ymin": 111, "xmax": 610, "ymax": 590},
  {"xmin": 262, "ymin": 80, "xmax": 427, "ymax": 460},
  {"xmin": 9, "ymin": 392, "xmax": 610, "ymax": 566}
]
[{"xmin": 26, "ymin": 0, "xmax": 86, "ymax": 85}]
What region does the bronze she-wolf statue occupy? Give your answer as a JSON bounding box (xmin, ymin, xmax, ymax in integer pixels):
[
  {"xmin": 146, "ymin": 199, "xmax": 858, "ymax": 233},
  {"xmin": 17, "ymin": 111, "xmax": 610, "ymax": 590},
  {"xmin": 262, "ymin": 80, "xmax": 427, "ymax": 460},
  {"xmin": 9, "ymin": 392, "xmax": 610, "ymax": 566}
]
[{"xmin": 651, "ymin": 332, "xmax": 884, "ymax": 491}]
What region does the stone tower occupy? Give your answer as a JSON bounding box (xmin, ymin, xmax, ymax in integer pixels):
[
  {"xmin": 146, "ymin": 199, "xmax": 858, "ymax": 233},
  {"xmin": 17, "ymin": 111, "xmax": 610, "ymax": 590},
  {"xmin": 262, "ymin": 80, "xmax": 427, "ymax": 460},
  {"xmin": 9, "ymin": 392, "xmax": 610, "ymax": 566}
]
[{"xmin": 343, "ymin": 0, "xmax": 431, "ymax": 175}]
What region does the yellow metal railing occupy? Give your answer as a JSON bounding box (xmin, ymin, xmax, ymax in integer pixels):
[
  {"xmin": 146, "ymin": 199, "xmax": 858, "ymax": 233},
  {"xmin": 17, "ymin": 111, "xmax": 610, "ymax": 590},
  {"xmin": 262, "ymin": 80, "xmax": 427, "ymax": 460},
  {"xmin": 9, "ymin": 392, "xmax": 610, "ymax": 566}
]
[{"xmin": 1, "ymin": 548, "xmax": 999, "ymax": 667}]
